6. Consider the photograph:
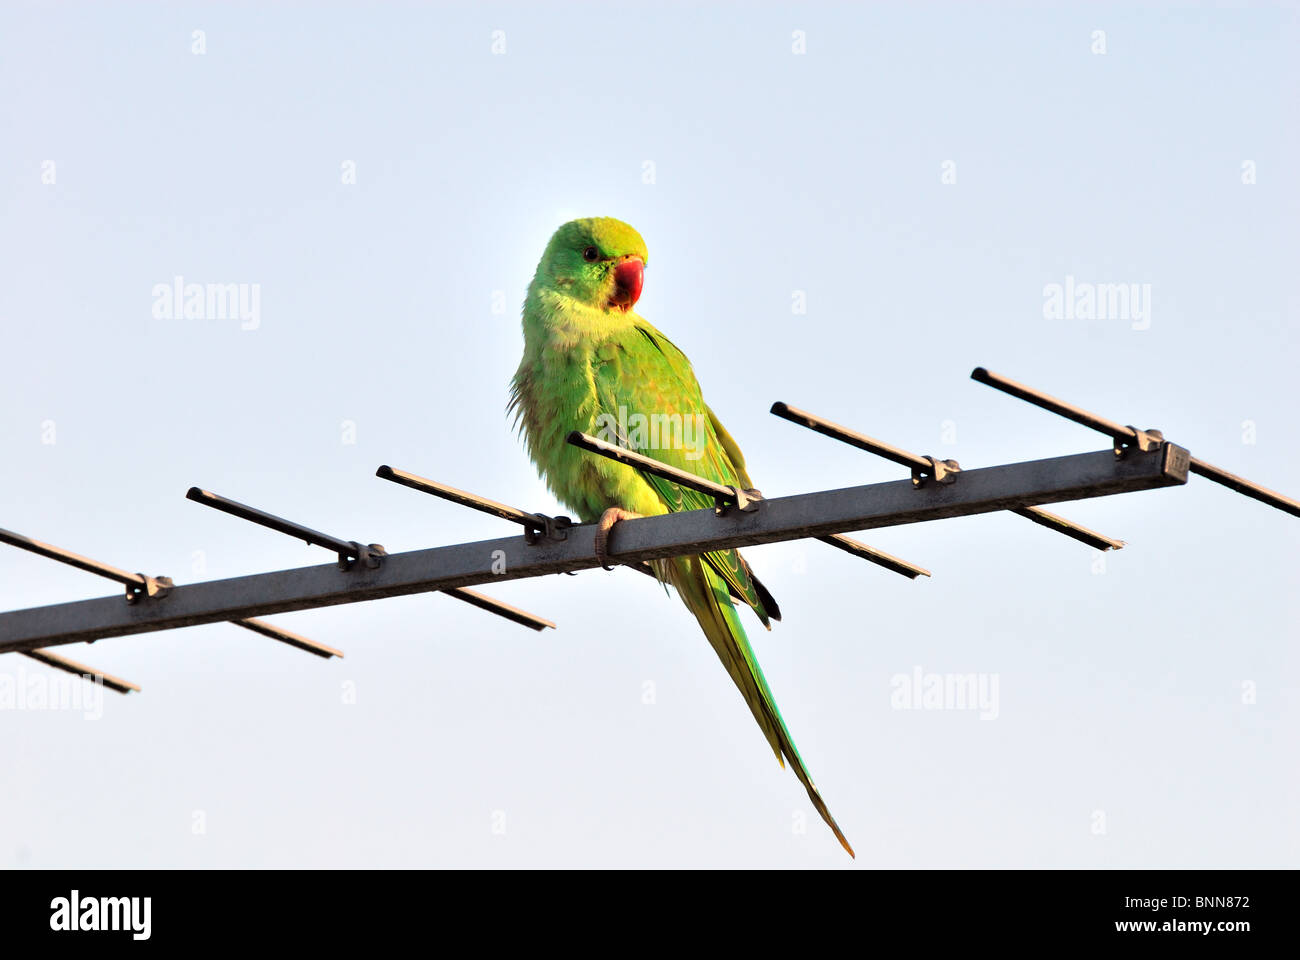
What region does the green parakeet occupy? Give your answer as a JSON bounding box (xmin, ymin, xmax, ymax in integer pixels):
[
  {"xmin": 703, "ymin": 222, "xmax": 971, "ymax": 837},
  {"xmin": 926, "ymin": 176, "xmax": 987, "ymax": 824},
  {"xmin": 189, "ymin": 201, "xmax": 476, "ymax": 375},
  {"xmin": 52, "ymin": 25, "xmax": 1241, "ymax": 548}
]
[{"xmin": 509, "ymin": 217, "xmax": 853, "ymax": 857}]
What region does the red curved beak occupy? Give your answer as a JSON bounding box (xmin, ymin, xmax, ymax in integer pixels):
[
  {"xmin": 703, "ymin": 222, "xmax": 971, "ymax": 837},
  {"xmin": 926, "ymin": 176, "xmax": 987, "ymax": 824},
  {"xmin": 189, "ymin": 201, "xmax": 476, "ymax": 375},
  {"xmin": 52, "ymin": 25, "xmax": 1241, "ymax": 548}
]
[{"xmin": 609, "ymin": 257, "xmax": 644, "ymax": 311}]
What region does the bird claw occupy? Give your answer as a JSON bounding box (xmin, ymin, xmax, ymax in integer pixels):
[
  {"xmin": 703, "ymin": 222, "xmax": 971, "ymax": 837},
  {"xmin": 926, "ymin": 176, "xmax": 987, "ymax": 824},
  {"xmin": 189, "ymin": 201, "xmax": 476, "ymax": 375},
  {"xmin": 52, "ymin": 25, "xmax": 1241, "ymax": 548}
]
[{"xmin": 594, "ymin": 507, "xmax": 640, "ymax": 571}]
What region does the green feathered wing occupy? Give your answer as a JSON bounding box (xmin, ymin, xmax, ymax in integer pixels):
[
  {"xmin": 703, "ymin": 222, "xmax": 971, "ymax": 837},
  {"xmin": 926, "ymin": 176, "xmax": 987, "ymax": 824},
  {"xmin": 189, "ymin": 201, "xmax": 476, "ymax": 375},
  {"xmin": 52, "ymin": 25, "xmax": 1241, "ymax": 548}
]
[{"xmin": 591, "ymin": 321, "xmax": 854, "ymax": 858}]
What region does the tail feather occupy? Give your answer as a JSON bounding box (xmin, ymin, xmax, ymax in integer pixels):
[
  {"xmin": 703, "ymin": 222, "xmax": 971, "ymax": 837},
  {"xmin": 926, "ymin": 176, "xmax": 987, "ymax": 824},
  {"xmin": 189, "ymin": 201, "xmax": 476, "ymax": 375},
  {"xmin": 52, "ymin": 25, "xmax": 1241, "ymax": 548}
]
[
  {"xmin": 663, "ymin": 555, "xmax": 854, "ymax": 858},
  {"xmin": 744, "ymin": 561, "xmax": 782, "ymax": 623}
]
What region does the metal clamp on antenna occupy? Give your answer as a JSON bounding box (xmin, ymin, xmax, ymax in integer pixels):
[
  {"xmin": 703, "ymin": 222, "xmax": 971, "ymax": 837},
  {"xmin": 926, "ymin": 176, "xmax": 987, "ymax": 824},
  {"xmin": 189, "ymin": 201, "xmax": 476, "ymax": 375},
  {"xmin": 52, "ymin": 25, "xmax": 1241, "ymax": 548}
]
[
  {"xmin": 1116, "ymin": 426, "xmax": 1164, "ymax": 458},
  {"xmin": 342, "ymin": 541, "xmax": 387, "ymax": 571},
  {"xmin": 126, "ymin": 572, "xmax": 174, "ymax": 604},
  {"xmin": 531, "ymin": 515, "xmax": 569, "ymax": 542},
  {"xmin": 523, "ymin": 514, "xmax": 572, "ymax": 544},
  {"xmin": 185, "ymin": 488, "xmax": 386, "ymax": 571},
  {"xmin": 913, "ymin": 455, "xmax": 961, "ymax": 488},
  {"xmin": 723, "ymin": 485, "xmax": 762, "ymax": 515}
]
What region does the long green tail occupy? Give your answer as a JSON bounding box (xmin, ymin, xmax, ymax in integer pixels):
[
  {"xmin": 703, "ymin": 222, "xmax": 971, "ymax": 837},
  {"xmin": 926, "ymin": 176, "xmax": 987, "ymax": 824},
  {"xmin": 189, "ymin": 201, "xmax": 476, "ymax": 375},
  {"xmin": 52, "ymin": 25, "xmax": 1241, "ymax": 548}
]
[{"xmin": 664, "ymin": 555, "xmax": 855, "ymax": 857}]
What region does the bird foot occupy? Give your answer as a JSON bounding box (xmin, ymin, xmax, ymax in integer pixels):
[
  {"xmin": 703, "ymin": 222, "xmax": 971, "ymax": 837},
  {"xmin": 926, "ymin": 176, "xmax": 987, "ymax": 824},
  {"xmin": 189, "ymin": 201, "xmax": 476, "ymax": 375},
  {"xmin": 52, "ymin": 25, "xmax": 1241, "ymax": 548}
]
[{"xmin": 594, "ymin": 507, "xmax": 641, "ymax": 571}]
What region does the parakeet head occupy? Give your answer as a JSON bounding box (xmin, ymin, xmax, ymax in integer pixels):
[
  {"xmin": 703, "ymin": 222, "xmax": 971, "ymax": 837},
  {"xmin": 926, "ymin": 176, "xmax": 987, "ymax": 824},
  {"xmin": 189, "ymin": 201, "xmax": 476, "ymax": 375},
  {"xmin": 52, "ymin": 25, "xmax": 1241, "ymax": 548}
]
[{"xmin": 534, "ymin": 217, "xmax": 648, "ymax": 312}]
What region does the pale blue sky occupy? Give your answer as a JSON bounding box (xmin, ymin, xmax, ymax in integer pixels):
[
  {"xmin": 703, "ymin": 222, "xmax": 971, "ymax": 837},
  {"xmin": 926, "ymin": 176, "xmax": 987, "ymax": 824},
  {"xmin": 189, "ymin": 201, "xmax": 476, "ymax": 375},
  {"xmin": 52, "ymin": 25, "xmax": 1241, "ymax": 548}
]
[{"xmin": 1, "ymin": 2, "xmax": 1296, "ymax": 867}]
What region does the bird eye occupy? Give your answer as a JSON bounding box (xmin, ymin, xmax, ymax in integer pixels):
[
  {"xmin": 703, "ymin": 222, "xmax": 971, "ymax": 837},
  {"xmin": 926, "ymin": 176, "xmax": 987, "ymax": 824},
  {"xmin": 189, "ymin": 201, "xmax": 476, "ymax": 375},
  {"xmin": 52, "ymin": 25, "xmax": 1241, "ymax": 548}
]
[{"xmin": 582, "ymin": 246, "xmax": 599, "ymax": 262}]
